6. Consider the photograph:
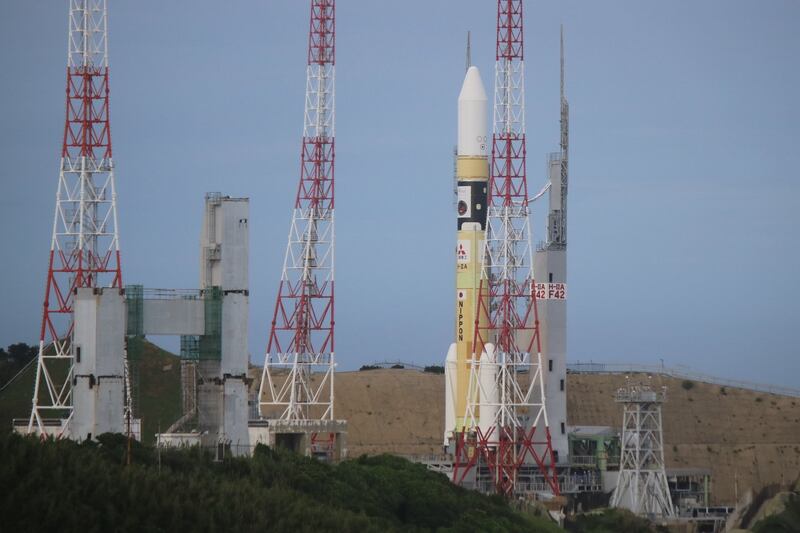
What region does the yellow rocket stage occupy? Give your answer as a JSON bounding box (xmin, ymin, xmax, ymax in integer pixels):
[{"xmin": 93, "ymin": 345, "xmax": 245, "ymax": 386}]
[{"xmin": 445, "ymin": 66, "xmax": 490, "ymax": 444}]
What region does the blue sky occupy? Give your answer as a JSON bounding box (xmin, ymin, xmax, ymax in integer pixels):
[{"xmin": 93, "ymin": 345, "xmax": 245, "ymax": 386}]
[{"xmin": 1, "ymin": 1, "xmax": 798, "ymax": 388}]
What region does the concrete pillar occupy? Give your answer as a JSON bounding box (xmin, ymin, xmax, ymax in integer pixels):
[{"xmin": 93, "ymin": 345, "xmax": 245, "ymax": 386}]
[
  {"xmin": 198, "ymin": 194, "xmax": 250, "ymax": 455},
  {"xmin": 72, "ymin": 288, "xmax": 126, "ymax": 440}
]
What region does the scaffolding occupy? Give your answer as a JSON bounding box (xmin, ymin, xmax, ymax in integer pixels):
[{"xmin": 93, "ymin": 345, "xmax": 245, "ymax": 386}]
[
  {"xmin": 199, "ymin": 287, "xmax": 221, "ymax": 360},
  {"xmin": 125, "ymin": 285, "xmax": 144, "ymax": 422}
]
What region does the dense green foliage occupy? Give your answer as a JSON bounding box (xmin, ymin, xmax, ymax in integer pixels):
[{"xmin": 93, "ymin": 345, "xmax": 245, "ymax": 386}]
[
  {"xmin": 752, "ymin": 493, "xmax": 800, "ymax": 532},
  {"xmin": 0, "ymin": 432, "xmax": 561, "ymax": 532},
  {"xmin": 565, "ymin": 508, "xmax": 667, "ymax": 533}
]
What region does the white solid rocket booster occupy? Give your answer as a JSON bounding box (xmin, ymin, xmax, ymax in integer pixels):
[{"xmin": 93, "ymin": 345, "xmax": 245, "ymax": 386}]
[{"xmin": 478, "ymin": 343, "xmax": 497, "ymax": 438}]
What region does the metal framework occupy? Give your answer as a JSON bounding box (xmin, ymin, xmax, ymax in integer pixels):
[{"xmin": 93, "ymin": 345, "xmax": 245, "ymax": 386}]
[
  {"xmin": 453, "ymin": 0, "xmax": 559, "ymax": 497},
  {"xmin": 547, "ymin": 25, "xmax": 568, "ymax": 248},
  {"xmin": 610, "ymin": 383, "xmax": 676, "ymax": 517},
  {"xmin": 259, "ymin": 1, "xmax": 336, "ymax": 426},
  {"xmin": 27, "ymin": 0, "xmax": 127, "ymax": 437}
]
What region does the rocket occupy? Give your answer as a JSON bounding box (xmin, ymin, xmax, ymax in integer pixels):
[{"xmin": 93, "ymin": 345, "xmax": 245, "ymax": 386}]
[{"xmin": 444, "ymin": 66, "xmax": 496, "ymax": 445}]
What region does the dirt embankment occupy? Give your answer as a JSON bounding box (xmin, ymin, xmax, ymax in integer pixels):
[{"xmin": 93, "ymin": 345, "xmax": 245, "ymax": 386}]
[{"xmin": 287, "ymin": 369, "xmax": 800, "ymax": 504}]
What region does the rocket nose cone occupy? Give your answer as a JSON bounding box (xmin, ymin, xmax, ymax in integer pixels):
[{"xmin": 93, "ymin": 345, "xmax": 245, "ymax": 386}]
[
  {"xmin": 459, "ymin": 66, "xmax": 487, "ymax": 103},
  {"xmin": 457, "ymin": 66, "xmax": 488, "ymax": 157}
]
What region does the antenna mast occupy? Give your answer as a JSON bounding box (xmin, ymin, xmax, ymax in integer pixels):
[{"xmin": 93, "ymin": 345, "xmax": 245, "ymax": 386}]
[{"xmin": 466, "ymin": 31, "xmax": 472, "ymax": 71}]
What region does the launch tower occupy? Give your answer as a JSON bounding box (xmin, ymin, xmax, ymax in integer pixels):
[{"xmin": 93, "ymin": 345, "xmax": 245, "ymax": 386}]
[
  {"xmin": 533, "ymin": 26, "xmax": 569, "ymax": 463},
  {"xmin": 452, "ymin": 0, "xmax": 559, "ymax": 497},
  {"xmin": 27, "ymin": 0, "xmax": 127, "ymax": 438},
  {"xmin": 256, "ymin": 0, "xmax": 346, "ymax": 461}
]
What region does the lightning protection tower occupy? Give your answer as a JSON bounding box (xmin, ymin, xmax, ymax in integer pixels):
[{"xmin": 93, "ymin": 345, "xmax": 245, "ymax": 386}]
[
  {"xmin": 453, "ymin": 0, "xmax": 560, "ymax": 497},
  {"xmin": 258, "ymin": 0, "xmax": 345, "ymax": 460},
  {"xmin": 27, "ymin": 0, "xmax": 126, "ymax": 438},
  {"xmin": 610, "ymin": 383, "xmax": 676, "ymax": 518}
]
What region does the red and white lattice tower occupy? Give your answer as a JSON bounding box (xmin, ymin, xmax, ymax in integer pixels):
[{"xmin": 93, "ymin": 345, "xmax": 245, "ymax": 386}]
[
  {"xmin": 453, "ymin": 0, "xmax": 560, "ymax": 496},
  {"xmin": 27, "ymin": 0, "xmax": 126, "ymax": 436},
  {"xmin": 259, "ymin": 0, "xmax": 336, "ymax": 448}
]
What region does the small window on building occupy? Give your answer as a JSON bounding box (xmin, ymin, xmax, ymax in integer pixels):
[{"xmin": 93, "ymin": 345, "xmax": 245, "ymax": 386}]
[
  {"xmin": 548, "ymin": 359, "xmax": 553, "ymax": 372},
  {"xmin": 553, "ymin": 450, "xmax": 560, "ymax": 463},
  {"xmin": 560, "ymin": 379, "xmax": 565, "ymax": 391},
  {"xmin": 549, "ymin": 272, "xmax": 553, "ymax": 283},
  {"xmin": 75, "ymin": 346, "xmax": 81, "ymax": 363},
  {"xmin": 560, "ymin": 422, "xmax": 565, "ymax": 435}
]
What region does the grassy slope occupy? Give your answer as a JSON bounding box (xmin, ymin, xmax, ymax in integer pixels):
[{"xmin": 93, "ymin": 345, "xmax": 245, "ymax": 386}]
[
  {"xmin": 127, "ymin": 337, "xmax": 182, "ymax": 443},
  {"xmin": 0, "ymin": 359, "xmax": 36, "ymax": 433},
  {"xmin": 0, "ymin": 338, "xmax": 181, "ymax": 444}
]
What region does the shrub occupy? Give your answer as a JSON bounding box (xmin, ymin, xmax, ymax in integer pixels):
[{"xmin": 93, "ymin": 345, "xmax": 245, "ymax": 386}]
[
  {"xmin": 0, "ymin": 433, "xmax": 560, "ymax": 532},
  {"xmin": 681, "ymin": 380, "xmax": 694, "ymax": 391}
]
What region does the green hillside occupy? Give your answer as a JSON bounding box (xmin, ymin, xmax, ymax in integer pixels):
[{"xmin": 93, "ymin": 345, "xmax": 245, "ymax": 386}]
[
  {"xmin": 0, "ymin": 338, "xmax": 181, "ymax": 444},
  {"xmin": 127, "ymin": 336, "xmax": 182, "ymax": 442}
]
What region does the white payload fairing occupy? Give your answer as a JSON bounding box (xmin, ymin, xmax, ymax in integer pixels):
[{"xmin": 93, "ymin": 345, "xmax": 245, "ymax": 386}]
[{"xmin": 444, "ymin": 66, "xmax": 498, "ymax": 446}]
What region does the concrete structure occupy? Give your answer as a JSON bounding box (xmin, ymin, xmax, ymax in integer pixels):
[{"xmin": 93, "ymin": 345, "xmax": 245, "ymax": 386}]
[
  {"xmin": 610, "ymin": 383, "xmax": 676, "ymax": 518},
  {"xmin": 27, "ymin": 192, "xmax": 254, "ymax": 453},
  {"xmin": 71, "ymin": 288, "xmax": 127, "ymax": 441},
  {"xmin": 249, "ymin": 419, "xmax": 347, "ymax": 461},
  {"xmin": 197, "ymin": 193, "xmax": 249, "ymax": 453},
  {"xmin": 534, "ymin": 27, "xmax": 569, "ymax": 464},
  {"xmin": 156, "ymin": 193, "xmax": 251, "ymax": 455},
  {"xmin": 16, "ymin": 286, "xmax": 142, "ymax": 441}
]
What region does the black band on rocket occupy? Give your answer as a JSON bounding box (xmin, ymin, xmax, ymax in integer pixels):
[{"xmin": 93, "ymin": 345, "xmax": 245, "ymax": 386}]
[{"xmin": 456, "ymin": 180, "xmax": 488, "ymax": 230}]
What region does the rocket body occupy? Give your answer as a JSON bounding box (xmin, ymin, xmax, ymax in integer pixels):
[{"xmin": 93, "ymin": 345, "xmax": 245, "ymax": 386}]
[{"xmin": 444, "ymin": 66, "xmax": 490, "ymax": 445}]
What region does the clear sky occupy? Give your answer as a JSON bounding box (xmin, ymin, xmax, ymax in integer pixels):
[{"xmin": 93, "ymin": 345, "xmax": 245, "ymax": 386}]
[{"xmin": 1, "ymin": 1, "xmax": 798, "ymax": 388}]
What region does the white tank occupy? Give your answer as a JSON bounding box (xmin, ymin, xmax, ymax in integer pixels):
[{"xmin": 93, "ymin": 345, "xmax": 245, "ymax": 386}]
[
  {"xmin": 443, "ymin": 342, "xmax": 457, "ymax": 446},
  {"xmin": 478, "ymin": 343, "xmax": 498, "ymax": 438},
  {"xmin": 457, "ymin": 66, "xmax": 488, "ymax": 157}
]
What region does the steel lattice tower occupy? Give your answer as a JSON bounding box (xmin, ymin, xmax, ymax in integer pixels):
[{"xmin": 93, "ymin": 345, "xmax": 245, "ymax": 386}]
[
  {"xmin": 259, "ymin": 1, "xmax": 337, "ymax": 439},
  {"xmin": 27, "ymin": 0, "xmax": 125, "ymax": 437},
  {"xmin": 610, "ymin": 383, "xmax": 676, "ymax": 517},
  {"xmin": 453, "ymin": 0, "xmax": 560, "ymax": 496}
]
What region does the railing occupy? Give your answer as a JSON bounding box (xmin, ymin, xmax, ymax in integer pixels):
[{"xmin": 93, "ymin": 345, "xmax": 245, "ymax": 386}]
[
  {"xmin": 568, "ymin": 361, "xmax": 800, "ymax": 398},
  {"xmin": 403, "ymin": 454, "xmax": 451, "ymax": 464},
  {"xmin": 136, "ymin": 288, "xmax": 202, "ymax": 300},
  {"xmin": 614, "ymin": 385, "xmax": 667, "ymax": 403},
  {"xmin": 569, "ymin": 455, "xmax": 597, "ymax": 467}
]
